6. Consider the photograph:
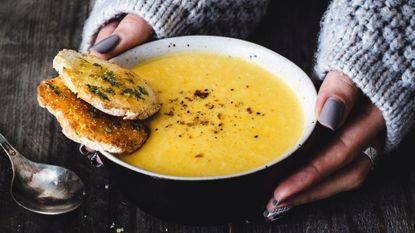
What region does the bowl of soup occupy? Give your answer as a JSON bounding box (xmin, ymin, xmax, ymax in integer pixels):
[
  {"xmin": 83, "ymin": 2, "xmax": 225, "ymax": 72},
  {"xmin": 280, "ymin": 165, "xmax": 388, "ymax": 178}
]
[{"xmin": 99, "ymin": 36, "xmax": 317, "ymax": 223}]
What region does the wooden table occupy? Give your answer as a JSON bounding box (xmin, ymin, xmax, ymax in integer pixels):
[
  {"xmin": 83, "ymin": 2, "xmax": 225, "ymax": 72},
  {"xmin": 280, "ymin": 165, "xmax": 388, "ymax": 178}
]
[{"xmin": 1, "ymin": 1, "xmax": 414, "ymax": 232}]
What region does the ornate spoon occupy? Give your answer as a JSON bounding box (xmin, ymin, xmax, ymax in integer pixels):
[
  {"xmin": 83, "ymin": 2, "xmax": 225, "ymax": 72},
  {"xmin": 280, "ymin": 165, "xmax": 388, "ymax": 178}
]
[{"xmin": 0, "ymin": 133, "xmax": 85, "ymax": 214}]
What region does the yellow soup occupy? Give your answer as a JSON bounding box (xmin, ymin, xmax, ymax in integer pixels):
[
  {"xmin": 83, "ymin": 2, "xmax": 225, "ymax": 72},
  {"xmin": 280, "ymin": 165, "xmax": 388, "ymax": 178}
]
[{"xmin": 118, "ymin": 52, "xmax": 303, "ymax": 177}]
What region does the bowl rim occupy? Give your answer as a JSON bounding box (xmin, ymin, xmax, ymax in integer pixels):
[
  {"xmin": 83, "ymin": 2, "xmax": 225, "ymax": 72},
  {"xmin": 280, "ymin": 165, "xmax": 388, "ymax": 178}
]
[{"xmin": 100, "ymin": 35, "xmax": 317, "ymax": 181}]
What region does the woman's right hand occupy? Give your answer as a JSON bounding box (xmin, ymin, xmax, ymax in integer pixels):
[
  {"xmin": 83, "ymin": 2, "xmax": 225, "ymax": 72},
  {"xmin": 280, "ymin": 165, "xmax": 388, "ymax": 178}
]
[{"xmin": 90, "ymin": 14, "xmax": 153, "ymax": 60}]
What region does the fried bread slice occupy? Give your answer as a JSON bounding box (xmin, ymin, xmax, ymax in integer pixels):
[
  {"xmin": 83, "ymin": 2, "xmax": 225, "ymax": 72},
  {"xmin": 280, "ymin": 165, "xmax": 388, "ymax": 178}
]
[
  {"xmin": 53, "ymin": 49, "xmax": 160, "ymax": 120},
  {"xmin": 37, "ymin": 77, "xmax": 149, "ymax": 155}
]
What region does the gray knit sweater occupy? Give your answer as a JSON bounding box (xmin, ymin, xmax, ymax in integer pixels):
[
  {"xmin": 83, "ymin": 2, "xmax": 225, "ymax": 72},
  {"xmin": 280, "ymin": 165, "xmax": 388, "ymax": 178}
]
[
  {"xmin": 315, "ymin": 0, "xmax": 414, "ymax": 150},
  {"xmin": 80, "ymin": 0, "xmax": 269, "ymax": 51},
  {"xmin": 80, "ymin": 0, "xmax": 415, "ymax": 151}
]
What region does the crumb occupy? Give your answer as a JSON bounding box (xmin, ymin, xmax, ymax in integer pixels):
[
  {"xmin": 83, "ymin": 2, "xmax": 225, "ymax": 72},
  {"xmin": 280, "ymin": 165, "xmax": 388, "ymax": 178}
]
[
  {"xmin": 194, "ymin": 153, "xmax": 204, "ymax": 158},
  {"xmin": 164, "ymin": 110, "xmax": 174, "ymax": 116},
  {"xmin": 110, "ymin": 223, "xmax": 115, "ymax": 229},
  {"xmin": 194, "ymin": 90, "xmax": 209, "ymax": 99},
  {"xmin": 116, "ymin": 227, "xmax": 124, "ymax": 233},
  {"xmin": 105, "ymin": 184, "xmax": 109, "ymax": 189}
]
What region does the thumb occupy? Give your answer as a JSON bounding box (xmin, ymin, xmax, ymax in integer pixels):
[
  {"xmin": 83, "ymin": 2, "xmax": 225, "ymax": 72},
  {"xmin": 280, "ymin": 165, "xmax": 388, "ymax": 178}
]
[
  {"xmin": 91, "ymin": 14, "xmax": 153, "ymax": 60},
  {"xmin": 316, "ymin": 71, "xmax": 360, "ymax": 130}
]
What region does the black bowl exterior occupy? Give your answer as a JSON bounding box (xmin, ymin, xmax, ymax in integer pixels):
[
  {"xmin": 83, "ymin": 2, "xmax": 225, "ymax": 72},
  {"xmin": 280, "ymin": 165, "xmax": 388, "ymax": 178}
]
[{"xmin": 101, "ymin": 125, "xmax": 328, "ymax": 224}]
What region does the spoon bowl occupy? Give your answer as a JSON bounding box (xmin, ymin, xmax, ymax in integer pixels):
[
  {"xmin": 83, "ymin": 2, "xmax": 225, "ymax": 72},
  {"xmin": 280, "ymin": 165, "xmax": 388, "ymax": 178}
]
[{"xmin": 0, "ymin": 133, "xmax": 85, "ymax": 215}]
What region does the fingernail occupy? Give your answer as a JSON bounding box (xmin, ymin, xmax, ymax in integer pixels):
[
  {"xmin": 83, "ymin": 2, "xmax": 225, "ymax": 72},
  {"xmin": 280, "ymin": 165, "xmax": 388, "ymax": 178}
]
[
  {"xmin": 272, "ymin": 199, "xmax": 279, "ymax": 206},
  {"xmin": 79, "ymin": 144, "xmax": 89, "ymax": 155},
  {"xmin": 319, "ymin": 97, "xmax": 344, "ymax": 130},
  {"xmin": 263, "ymin": 206, "xmax": 293, "ymax": 222},
  {"xmin": 91, "ymin": 34, "xmax": 120, "ymax": 54},
  {"xmin": 87, "ymin": 152, "xmax": 104, "ymax": 167}
]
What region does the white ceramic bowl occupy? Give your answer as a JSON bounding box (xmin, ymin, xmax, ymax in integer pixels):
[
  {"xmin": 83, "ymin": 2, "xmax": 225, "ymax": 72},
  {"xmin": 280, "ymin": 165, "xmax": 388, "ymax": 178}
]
[{"xmin": 99, "ymin": 36, "xmax": 317, "ymax": 223}]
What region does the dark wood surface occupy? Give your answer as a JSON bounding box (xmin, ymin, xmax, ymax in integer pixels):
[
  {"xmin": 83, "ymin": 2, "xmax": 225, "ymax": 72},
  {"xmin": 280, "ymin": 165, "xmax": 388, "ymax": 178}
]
[{"xmin": 1, "ymin": 0, "xmax": 414, "ymax": 232}]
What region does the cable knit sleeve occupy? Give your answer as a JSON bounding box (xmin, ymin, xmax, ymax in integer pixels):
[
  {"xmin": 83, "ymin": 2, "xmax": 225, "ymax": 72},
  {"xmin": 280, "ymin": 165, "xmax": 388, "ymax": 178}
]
[
  {"xmin": 315, "ymin": 0, "xmax": 415, "ymax": 151},
  {"xmin": 80, "ymin": 0, "xmax": 269, "ymax": 52}
]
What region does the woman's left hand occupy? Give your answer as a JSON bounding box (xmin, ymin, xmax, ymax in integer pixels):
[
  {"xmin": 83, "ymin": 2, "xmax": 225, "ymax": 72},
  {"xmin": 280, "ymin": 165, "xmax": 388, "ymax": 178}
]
[{"xmin": 264, "ymin": 71, "xmax": 385, "ymax": 221}]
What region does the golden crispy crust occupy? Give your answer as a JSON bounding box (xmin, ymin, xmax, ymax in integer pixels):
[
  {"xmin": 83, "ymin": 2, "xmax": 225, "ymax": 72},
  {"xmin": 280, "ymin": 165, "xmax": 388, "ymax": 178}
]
[
  {"xmin": 37, "ymin": 77, "xmax": 149, "ymax": 155},
  {"xmin": 53, "ymin": 49, "xmax": 160, "ymax": 120}
]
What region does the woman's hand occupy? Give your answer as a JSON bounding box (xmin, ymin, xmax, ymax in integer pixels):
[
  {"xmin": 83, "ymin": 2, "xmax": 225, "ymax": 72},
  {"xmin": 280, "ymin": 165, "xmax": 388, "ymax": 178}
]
[
  {"xmin": 90, "ymin": 14, "xmax": 153, "ymax": 60},
  {"xmin": 264, "ymin": 71, "xmax": 386, "ymax": 221}
]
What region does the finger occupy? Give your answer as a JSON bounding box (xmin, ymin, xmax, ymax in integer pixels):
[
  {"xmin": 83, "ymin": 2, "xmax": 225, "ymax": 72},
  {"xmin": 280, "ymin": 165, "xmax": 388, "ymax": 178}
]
[
  {"xmin": 316, "ymin": 71, "xmax": 360, "ymax": 130},
  {"xmin": 281, "ymin": 152, "xmax": 372, "ymax": 207},
  {"xmin": 95, "ymin": 20, "xmax": 120, "ymax": 44},
  {"xmin": 265, "ymin": 140, "xmax": 380, "ymax": 220},
  {"xmin": 91, "ymin": 14, "xmax": 153, "ymax": 60},
  {"xmin": 272, "ymin": 101, "xmax": 384, "ymax": 203},
  {"xmin": 79, "ymin": 144, "xmax": 96, "ymax": 155}
]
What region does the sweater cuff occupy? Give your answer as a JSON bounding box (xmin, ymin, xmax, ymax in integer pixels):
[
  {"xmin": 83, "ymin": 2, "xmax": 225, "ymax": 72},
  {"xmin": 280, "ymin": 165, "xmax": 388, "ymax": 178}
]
[
  {"xmin": 80, "ymin": 0, "xmax": 202, "ymax": 52},
  {"xmin": 315, "ymin": 1, "xmax": 415, "ymax": 151}
]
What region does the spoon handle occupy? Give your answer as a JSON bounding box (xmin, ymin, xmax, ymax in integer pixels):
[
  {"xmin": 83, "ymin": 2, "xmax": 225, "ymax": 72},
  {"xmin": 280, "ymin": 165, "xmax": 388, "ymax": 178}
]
[{"xmin": 0, "ymin": 133, "xmax": 19, "ymax": 157}]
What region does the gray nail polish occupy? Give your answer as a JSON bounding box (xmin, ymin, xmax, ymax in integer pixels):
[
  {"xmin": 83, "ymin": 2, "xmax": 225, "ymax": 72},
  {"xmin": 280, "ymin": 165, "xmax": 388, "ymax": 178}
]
[
  {"xmin": 91, "ymin": 35, "xmax": 120, "ymax": 54},
  {"xmin": 319, "ymin": 97, "xmax": 345, "ymax": 130},
  {"xmin": 272, "ymin": 199, "xmax": 279, "ymax": 206},
  {"xmin": 264, "ymin": 206, "xmax": 293, "ymax": 222}
]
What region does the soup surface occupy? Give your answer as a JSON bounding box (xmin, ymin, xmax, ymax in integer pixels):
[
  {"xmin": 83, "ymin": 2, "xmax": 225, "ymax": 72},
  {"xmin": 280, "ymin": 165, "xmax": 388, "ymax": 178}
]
[{"xmin": 118, "ymin": 52, "xmax": 303, "ymax": 177}]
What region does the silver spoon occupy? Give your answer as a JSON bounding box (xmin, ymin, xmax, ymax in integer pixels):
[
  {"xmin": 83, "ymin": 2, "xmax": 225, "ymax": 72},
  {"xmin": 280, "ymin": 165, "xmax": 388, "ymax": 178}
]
[{"xmin": 0, "ymin": 133, "xmax": 85, "ymax": 215}]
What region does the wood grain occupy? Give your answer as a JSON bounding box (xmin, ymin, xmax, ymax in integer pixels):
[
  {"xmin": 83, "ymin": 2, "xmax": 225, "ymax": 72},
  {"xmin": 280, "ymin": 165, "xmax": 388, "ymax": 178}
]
[{"xmin": 0, "ymin": 0, "xmax": 414, "ymax": 232}]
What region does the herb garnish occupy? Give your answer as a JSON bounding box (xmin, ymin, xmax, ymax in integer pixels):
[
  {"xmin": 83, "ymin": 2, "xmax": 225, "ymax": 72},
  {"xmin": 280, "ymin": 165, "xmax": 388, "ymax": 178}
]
[
  {"xmin": 88, "ymin": 109, "xmax": 97, "ymax": 118},
  {"xmin": 120, "ymin": 88, "xmax": 143, "ymax": 99},
  {"xmin": 101, "ymin": 71, "xmax": 122, "ymax": 87},
  {"xmin": 93, "ymin": 63, "xmax": 102, "ymax": 68},
  {"xmin": 137, "ymin": 86, "xmax": 148, "ymax": 95},
  {"xmin": 47, "ymin": 83, "xmax": 61, "ymax": 96},
  {"xmin": 86, "ymin": 84, "xmax": 109, "ymax": 100},
  {"xmin": 105, "ymin": 87, "xmax": 114, "ymax": 94},
  {"xmin": 104, "ymin": 127, "xmax": 112, "ymax": 134},
  {"xmin": 131, "ymin": 121, "xmax": 143, "ymax": 130}
]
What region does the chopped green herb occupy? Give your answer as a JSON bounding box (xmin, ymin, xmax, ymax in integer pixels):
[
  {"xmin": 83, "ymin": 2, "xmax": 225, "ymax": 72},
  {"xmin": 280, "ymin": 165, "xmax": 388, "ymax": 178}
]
[
  {"xmin": 137, "ymin": 86, "xmax": 148, "ymax": 95},
  {"xmin": 86, "ymin": 84, "xmax": 109, "ymax": 100},
  {"xmin": 104, "ymin": 127, "xmax": 112, "ymax": 134},
  {"xmin": 120, "ymin": 88, "xmax": 143, "ymax": 100},
  {"xmin": 125, "ymin": 72, "xmax": 136, "ymax": 84},
  {"xmin": 47, "ymin": 83, "xmax": 58, "ymax": 90},
  {"xmin": 105, "ymin": 87, "xmax": 114, "ymax": 94},
  {"xmin": 47, "ymin": 83, "xmax": 61, "ymax": 96},
  {"xmin": 101, "ymin": 71, "xmax": 122, "ymax": 87},
  {"xmin": 88, "ymin": 109, "xmax": 97, "ymax": 117},
  {"xmin": 79, "ymin": 58, "xmax": 89, "ymax": 63},
  {"xmin": 132, "ymin": 121, "xmax": 143, "ymax": 130},
  {"xmin": 93, "ymin": 63, "xmax": 102, "ymax": 68}
]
